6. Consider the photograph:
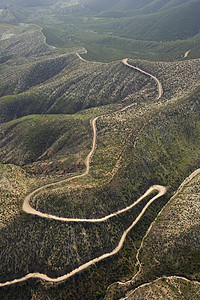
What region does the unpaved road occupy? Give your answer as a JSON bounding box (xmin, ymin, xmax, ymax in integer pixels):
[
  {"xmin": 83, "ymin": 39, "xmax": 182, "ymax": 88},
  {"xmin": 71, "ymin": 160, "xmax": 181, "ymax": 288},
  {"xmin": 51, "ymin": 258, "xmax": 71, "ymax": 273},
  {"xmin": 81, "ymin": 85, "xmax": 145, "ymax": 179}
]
[
  {"xmin": 122, "ymin": 59, "xmax": 163, "ymax": 100},
  {"xmin": 184, "ymin": 50, "xmax": 191, "ymax": 58},
  {"xmin": 23, "ymin": 116, "xmax": 99, "ymax": 222},
  {"xmin": 0, "ymin": 57, "xmax": 166, "ymax": 287},
  {"xmin": 76, "ymin": 50, "xmax": 88, "ymax": 62},
  {"xmin": 122, "ymin": 275, "xmax": 200, "ymax": 300},
  {"xmin": 0, "ymin": 185, "xmax": 166, "ymax": 287},
  {"xmin": 108, "ymin": 168, "xmax": 200, "ymax": 294},
  {"xmin": 23, "ymin": 58, "xmax": 164, "ymax": 222}
]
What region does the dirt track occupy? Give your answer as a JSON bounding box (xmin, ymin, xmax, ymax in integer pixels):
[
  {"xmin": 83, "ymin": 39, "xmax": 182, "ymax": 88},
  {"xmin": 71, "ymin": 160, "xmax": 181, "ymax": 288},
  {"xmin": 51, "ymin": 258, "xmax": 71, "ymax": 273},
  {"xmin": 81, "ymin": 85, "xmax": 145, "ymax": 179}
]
[
  {"xmin": 122, "ymin": 59, "xmax": 163, "ymax": 100},
  {"xmin": 0, "ymin": 56, "xmax": 166, "ymax": 287}
]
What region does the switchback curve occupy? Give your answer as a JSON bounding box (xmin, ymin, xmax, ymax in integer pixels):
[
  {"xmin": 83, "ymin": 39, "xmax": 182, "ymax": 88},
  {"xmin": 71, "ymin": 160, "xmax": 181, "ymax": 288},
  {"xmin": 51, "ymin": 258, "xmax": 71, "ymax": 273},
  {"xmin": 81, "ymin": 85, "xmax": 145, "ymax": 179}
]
[
  {"xmin": 0, "ymin": 56, "xmax": 166, "ymax": 287},
  {"xmin": 0, "ymin": 185, "xmax": 166, "ymax": 287}
]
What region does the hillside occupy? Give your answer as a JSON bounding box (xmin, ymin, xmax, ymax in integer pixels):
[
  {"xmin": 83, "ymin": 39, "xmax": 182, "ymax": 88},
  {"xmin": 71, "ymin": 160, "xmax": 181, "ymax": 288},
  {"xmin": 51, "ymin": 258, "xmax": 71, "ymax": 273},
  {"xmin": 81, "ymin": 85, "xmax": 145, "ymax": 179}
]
[
  {"xmin": 91, "ymin": 0, "xmax": 200, "ymax": 42},
  {"xmin": 53, "ymin": 0, "xmax": 200, "ymax": 43},
  {"xmin": 111, "ymin": 170, "xmax": 200, "ymax": 299},
  {"xmin": 0, "ymin": 26, "xmax": 158, "ymax": 123},
  {"xmin": 0, "ymin": 3, "xmax": 200, "ymax": 300},
  {"xmin": 1, "ymin": 0, "xmax": 200, "ymax": 62},
  {"xmin": 0, "ymin": 78, "xmax": 200, "ymax": 300},
  {"xmin": 69, "ymin": 0, "xmax": 197, "ymax": 15},
  {"xmin": 0, "ymin": 0, "xmax": 58, "ymax": 9},
  {"xmin": 124, "ymin": 276, "xmax": 200, "ymax": 299},
  {"xmin": 141, "ymin": 171, "xmax": 200, "ymax": 283},
  {"xmin": 0, "ymin": 114, "xmax": 91, "ymax": 178},
  {"xmin": 0, "ymin": 51, "xmax": 200, "ymax": 299}
]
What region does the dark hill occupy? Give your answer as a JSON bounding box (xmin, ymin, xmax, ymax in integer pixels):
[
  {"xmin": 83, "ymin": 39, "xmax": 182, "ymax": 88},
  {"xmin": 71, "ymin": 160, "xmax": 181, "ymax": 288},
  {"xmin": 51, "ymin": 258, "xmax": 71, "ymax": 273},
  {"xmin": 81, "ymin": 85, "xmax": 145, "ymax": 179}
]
[
  {"xmin": 93, "ymin": 0, "xmax": 200, "ymax": 41},
  {"xmin": 81, "ymin": 0, "xmax": 193, "ymax": 13}
]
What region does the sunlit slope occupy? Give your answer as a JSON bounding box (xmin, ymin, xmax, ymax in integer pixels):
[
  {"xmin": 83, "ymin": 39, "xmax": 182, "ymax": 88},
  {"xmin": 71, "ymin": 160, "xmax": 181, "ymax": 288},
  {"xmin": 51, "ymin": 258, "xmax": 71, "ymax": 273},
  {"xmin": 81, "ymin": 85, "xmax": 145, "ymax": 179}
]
[
  {"xmin": 0, "ymin": 24, "xmax": 52, "ymax": 56},
  {"xmin": 140, "ymin": 172, "xmax": 200, "ymax": 281},
  {"xmin": 0, "ymin": 16, "xmax": 200, "ymax": 300},
  {"xmin": 0, "ymin": 86, "xmax": 200, "ymax": 300},
  {"xmin": 119, "ymin": 171, "xmax": 200, "ymax": 300},
  {"xmin": 0, "ymin": 114, "xmax": 90, "ymax": 177},
  {"xmin": 0, "ymin": 55, "xmax": 157, "ymax": 122},
  {"xmin": 126, "ymin": 276, "xmax": 200, "ymax": 300}
]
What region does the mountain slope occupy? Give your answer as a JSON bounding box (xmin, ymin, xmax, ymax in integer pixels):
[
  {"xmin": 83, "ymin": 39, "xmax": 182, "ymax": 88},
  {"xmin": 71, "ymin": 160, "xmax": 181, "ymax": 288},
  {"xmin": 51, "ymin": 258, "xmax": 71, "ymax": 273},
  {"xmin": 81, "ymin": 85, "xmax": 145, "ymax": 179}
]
[
  {"xmin": 1, "ymin": 1, "xmax": 200, "ymax": 61},
  {"xmin": 0, "ymin": 114, "xmax": 90, "ymax": 177},
  {"xmin": 94, "ymin": 0, "xmax": 200, "ymax": 41},
  {"xmin": 0, "ymin": 3, "xmax": 200, "ymax": 299},
  {"xmin": 118, "ymin": 168, "xmax": 200, "ymax": 300},
  {"xmin": 1, "ymin": 81, "xmax": 200, "ymax": 300},
  {"xmin": 0, "ymin": 0, "xmax": 58, "ymax": 8},
  {"xmin": 0, "ymin": 52, "xmax": 157, "ymax": 122},
  {"xmin": 81, "ymin": 0, "xmax": 193, "ymax": 13}
]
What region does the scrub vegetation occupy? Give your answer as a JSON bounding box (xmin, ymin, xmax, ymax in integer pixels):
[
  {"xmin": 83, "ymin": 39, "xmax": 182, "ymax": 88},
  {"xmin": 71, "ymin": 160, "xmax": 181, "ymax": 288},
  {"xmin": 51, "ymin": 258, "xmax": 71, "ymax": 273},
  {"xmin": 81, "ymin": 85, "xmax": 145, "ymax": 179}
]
[{"xmin": 0, "ymin": 2, "xmax": 200, "ymax": 299}]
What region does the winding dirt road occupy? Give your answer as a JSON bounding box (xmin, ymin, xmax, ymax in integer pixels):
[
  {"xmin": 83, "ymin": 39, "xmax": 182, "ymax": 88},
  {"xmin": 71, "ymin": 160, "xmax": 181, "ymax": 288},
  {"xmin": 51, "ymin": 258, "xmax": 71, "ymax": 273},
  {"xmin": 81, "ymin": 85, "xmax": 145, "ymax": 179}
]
[
  {"xmin": 0, "ymin": 185, "xmax": 166, "ymax": 288},
  {"xmin": 23, "ymin": 116, "xmax": 99, "ymax": 222},
  {"xmin": 122, "ymin": 59, "xmax": 163, "ymax": 100},
  {"xmin": 23, "ymin": 58, "xmax": 163, "ymax": 222},
  {"xmin": 0, "ymin": 57, "xmax": 166, "ymax": 287},
  {"xmin": 108, "ymin": 168, "xmax": 200, "ymax": 299}
]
